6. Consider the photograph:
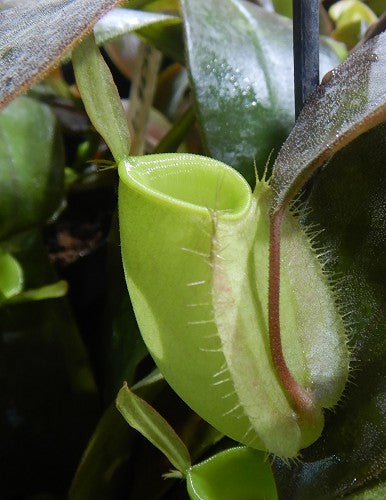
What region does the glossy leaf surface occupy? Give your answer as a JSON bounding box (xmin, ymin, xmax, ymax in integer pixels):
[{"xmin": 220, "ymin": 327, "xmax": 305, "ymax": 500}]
[
  {"xmin": 273, "ymin": 123, "xmax": 386, "ymax": 497},
  {"xmin": 187, "ymin": 446, "xmax": 277, "ymax": 500},
  {"xmin": 94, "ymin": 7, "xmax": 180, "ymax": 46},
  {"xmin": 271, "ymin": 30, "xmax": 386, "ymax": 210},
  {"xmin": 118, "ymin": 153, "xmax": 348, "ymax": 458},
  {"xmin": 117, "ymin": 382, "xmax": 191, "ymax": 473},
  {"xmin": 181, "ymin": 0, "xmax": 340, "ymax": 184},
  {"xmin": 0, "ymin": 0, "xmax": 121, "ymax": 109},
  {"xmin": 0, "ymin": 251, "xmax": 23, "ymax": 299},
  {"xmin": 0, "ymin": 95, "xmax": 64, "ymax": 240}
]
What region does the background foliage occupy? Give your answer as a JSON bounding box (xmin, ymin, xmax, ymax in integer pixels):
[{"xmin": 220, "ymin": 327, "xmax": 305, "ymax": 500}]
[{"xmin": 0, "ymin": 0, "xmax": 385, "ymax": 498}]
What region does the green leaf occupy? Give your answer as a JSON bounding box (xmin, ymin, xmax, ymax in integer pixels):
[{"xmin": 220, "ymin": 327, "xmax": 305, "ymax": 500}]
[
  {"xmin": 99, "ymin": 5, "xmax": 184, "ymax": 68},
  {"xmin": 271, "ymin": 31, "xmax": 386, "ymax": 210},
  {"xmin": 0, "ymin": 95, "xmax": 64, "ymax": 240},
  {"xmin": 7, "ymin": 280, "xmax": 68, "ymax": 305},
  {"xmin": 329, "ymin": 0, "xmax": 378, "ymax": 49},
  {"xmin": 69, "ymin": 371, "xmax": 164, "ymax": 500},
  {"xmin": 118, "ymin": 153, "xmax": 348, "ymax": 457},
  {"xmin": 0, "ymin": 251, "xmax": 23, "ymax": 299},
  {"xmin": 94, "ymin": 7, "xmax": 180, "ymax": 46},
  {"xmin": 73, "ymin": 33, "xmax": 131, "ymax": 162},
  {"xmin": 0, "ymin": 0, "xmax": 121, "ymax": 109},
  {"xmin": 92, "ymin": 378, "xmax": 218, "ymax": 499},
  {"xmin": 332, "ymin": 20, "xmax": 367, "ymax": 50},
  {"xmin": 329, "ymin": 0, "xmax": 378, "ymax": 28},
  {"xmin": 181, "ymin": 0, "xmax": 340, "ymax": 184},
  {"xmin": 272, "ymin": 0, "xmax": 292, "ymax": 18},
  {"xmin": 186, "ymin": 447, "xmax": 277, "ymax": 500},
  {"xmin": 273, "ymin": 123, "xmax": 386, "ymax": 497},
  {"xmin": 116, "ymin": 382, "xmax": 192, "ymax": 473},
  {"xmin": 121, "ymin": 379, "xmax": 222, "ymax": 500}
]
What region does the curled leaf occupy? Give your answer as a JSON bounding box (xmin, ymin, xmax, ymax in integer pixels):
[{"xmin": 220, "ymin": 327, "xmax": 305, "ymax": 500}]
[{"xmin": 116, "ymin": 382, "xmax": 191, "ymax": 473}]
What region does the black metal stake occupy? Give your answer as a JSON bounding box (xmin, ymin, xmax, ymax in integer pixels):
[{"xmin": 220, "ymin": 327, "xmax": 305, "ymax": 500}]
[{"xmin": 293, "ymin": 0, "xmax": 320, "ymax": 118}]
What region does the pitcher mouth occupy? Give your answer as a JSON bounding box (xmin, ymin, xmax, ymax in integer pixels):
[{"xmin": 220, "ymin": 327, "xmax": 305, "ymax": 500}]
[{"xmin": 118, "ymin": 153, "xmax": 252, "ymax": 220}]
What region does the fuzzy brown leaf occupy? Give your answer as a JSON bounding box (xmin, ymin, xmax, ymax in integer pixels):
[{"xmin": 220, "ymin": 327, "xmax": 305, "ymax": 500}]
[
  {"xmin": 271, "ymin": 31, "xmax": 386, "ymax": 210},
  {"xmin": 0, "ymin": 0, "xmax": 122, "ymax": 109}
]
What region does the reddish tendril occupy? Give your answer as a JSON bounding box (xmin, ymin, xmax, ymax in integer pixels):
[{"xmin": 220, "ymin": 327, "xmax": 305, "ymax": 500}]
[{"xmin": 268, "ymin": 206, "xmax": 316, "ymax": 416}]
